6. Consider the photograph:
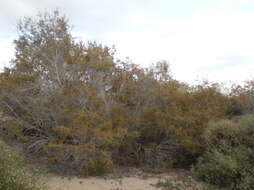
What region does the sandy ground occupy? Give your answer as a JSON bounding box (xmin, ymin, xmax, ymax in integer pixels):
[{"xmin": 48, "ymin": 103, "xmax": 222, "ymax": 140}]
[
  {"xmin": 43, "ymin": 169, "xmax": 206, "ymax": 190},
  {"xmin": 46, "ymin": 176, "xmax": 162, "ymax": 190}
]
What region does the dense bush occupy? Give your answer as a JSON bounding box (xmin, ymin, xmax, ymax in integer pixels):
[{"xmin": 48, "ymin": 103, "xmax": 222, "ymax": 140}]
[
  {"xmin": 1, "ymin": 10, "xmax": 254, "ymax": 177},
  {"xmin": 193, "ymin": 115, "xmax": 254, "ymax": 189},
  {"xmin": 0, "ymin": 140, "xmax": 41, "ymax": 190}
]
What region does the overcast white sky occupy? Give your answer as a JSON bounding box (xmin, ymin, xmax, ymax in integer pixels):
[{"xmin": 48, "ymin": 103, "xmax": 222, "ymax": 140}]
[{"xmin": 1, "ymin": 0, "xmax": 254, "ymax": 84}]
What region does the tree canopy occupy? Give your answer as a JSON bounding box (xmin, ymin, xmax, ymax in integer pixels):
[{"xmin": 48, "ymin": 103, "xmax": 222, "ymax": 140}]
[{"xmin": 0, "ymin": 10, "xmax": 253, "ymax": 179}]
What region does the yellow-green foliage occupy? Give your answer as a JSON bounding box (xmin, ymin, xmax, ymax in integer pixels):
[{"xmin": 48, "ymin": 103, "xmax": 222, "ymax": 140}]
[
  {"xmin": 194, "ymin": 115, "xmax": 254, "ymax": 189},
  {"xmin": 44, "ymin": 104, "xmax": 130, "ymax": 175},
  {"xmin": 0, "ymin": 141, "xmax": 41, "ymax": 190},
  {"xmin": 53, "ymin": 126, "xmax": 71, "ymax": 140},
  {"xmin": 1, "ymin": 10, "xmax": 254, "ymax": 176},
  {"xmin": 46, "ymin": 143, "xmax": 113, "ymax": 176}
]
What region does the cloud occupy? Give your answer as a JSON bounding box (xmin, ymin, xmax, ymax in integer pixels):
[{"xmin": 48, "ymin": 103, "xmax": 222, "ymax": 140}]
[
  {"xmin": 0, "ymin": 37, "xmax": 14, "ymax": 70},
  {"xmin": 0, "ymin": 0, "xmax": 254, "ymax": 83},
  {"xmin": 99, "ymin": 6, "xmax": 254, "ymax": 82},
  {"xmin": 0, "ymin": 0, "xmax": 141, "ymax": 35},
  {"xmin": 198, "ymin": 55, "xmax": 250, "ymax": 72}
]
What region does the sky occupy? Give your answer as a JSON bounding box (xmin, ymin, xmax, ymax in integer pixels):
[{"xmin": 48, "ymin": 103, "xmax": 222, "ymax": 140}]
[{"xmin": 1, "ymin": 0, "xmax": 254, "ymax": 84}]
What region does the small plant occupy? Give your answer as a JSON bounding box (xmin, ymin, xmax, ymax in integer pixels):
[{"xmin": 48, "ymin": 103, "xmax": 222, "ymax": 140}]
[
  {"xmin": 153, "ymin": 177, "xmax": 199, "ymax": 190},
  {"xmin": 153, "ymin": 176, "xmax": 224, "ymax": 190},
  {"xmin": 0, "ymin": 140, "xmax": 43, "ymax": 190},
  {"xmin": 154, "ymin": 179, "xmax": 175, "ymax": 190}
]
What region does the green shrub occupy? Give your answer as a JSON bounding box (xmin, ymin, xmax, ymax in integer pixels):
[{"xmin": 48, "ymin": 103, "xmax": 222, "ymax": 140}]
[
  {"xmin": 194, "ymin": 151, "xmax": 242, "ymax": 188},
  {"xmin": 201, "ymin": 119, "xmax": 241, "ymax": 154},
  {"xmin": 193, "ymin": 116, "xmax": 254, "ymax": 189},
  {"xmin": 0, "ymin": 140, "xmax": 42, "ymax": 190},
  {"xmin": 82, "ymin": 151, "xmax": 113, "ymax": 176},
  {"xmin": 47, "ymin": 143, "xmax": 113, "ymax": 176}
]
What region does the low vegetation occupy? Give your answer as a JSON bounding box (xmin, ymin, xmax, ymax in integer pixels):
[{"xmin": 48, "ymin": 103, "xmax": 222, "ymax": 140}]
[
  {"xmin": 154, "ymin": 176, "xmax": 222, "ymax": 190},
  {"xmin": 1, "ymin": 10, "xmax": 254, "ymax": 189},
  {"xmin": 0, "ymin": 140, "xmax": 42, "ymax": 190},
  {"xmin": 193, "ymin": 115, "xmax": 254, "ymax": 189}
]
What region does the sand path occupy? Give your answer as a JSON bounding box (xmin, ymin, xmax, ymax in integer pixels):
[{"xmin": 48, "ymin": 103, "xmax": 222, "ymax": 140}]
[
  {"xmin": 44, "ymin": 169, "xmax": 203, "ymax": 190},
  {"xmin": 46, "ymin": 175, "xmax": 165, "ymax": 190}
]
